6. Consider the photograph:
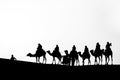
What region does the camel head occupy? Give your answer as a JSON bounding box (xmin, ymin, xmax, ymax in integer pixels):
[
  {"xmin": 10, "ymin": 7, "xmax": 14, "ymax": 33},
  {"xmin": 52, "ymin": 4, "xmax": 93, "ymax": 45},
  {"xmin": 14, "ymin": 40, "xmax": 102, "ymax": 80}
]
[
  {"xmin": 64, "ymin": 50, "xmax": 68, "ymax": 55},
  {"xmin": 47, "ymin": 50, "xmax": 52, "ymax": 56},
  {"xmin": 78, "ymin": 51, "xmax": 82, "ymax": 57},
  {"xmin": 27, "ymin": 53, "xmax": 33, "ymax": 57},
  {"xmin": 47, "ymin": 50, "xmax": 51, "ymax": 53},
  {"xmin": 101, "ymin": 49, "xmax": 105, "ymax": 54},
  {"xmin": 90, "ymin": 50, "xmax": 94, "ymax": 56}
]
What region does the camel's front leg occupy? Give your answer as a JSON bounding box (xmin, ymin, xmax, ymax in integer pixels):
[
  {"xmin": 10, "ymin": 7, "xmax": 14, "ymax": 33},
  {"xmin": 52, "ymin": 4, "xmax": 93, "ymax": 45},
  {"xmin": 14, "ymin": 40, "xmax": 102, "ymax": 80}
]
[
  {"xmin": 36, "ymin": 57, "xmax": 38, "ymax": 63},
  {"xmin": 38, "ymin": 57, "xmax": 40, "ymax": 63}
]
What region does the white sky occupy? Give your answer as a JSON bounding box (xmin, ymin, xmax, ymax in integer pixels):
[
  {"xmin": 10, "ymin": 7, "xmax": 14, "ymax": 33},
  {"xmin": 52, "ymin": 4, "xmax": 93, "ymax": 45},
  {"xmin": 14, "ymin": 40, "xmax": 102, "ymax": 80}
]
[{"xmin": 0, "ymin": 0, "xmax": 120, "ymax": 64}]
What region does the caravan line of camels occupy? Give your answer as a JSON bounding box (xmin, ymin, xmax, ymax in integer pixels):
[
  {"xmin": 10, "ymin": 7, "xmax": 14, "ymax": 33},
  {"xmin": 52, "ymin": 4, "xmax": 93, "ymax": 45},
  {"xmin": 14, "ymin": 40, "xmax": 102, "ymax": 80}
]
[{"xmin": 27, "ymin": 42, "xmax": 113, "ymax": 66}]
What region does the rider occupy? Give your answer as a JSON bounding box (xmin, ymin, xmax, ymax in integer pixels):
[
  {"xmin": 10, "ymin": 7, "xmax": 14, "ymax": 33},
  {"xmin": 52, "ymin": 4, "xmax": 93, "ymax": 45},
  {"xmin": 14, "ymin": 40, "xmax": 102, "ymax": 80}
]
[{"xmin": 10, "ymin": 54, "xmax": 16, "ymax": 60}]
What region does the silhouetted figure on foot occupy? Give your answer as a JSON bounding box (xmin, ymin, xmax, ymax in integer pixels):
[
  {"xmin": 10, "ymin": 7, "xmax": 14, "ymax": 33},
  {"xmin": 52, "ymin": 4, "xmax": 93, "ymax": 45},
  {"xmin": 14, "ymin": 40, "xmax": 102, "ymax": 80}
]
[
  {"xmin": 78, "ymin": 46, "xmax": 91, "ymax": 66},
  {"xmin": 27, "ymin": 43, "xmax": 47, "ymax": 63},
  {"xmin": 47, "ymin": 45, "xmax": 62, "ymax": 64},
  {"xmin": 69, "ymin": 45, "xmax": 78, "ymax": 66},
  {"xmin": 62, "ymin": 50, "xmax": 70, "ymax": 66},
  {"xmin": 10, "ymin": 54, "xmax": 16, "ymax": 61},
  {"xmin": 104, "ymin": 42, "xmax": 113, "ymax": 65}
]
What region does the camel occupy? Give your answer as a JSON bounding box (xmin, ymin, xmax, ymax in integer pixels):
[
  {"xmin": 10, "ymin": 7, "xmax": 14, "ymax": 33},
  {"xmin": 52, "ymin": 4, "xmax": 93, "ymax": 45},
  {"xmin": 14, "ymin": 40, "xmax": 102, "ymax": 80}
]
[
  {"xmin": 104, "ymin": 42, "xmax": 113, "ymax": 65},
  {"xmin": 47, "ymin": 45, "xmax": 62, "ymax": 64},
  {"xmin": 90, "ymin": 43, "xmax": 104, "ymax": 65},
  {"xmin": 90, "ymin": 49, "xmax": 104, "ymax": 65},
  {"xmin": 78, "ymin": 51, "xmax": 91, "ymax": 66},
  {"xmin": 27, "ymin": 43, "xmax": 47, "ymax": 63},
  {"xmin": 78, "ymin": 46, "xmax": 91, "ymax": 66},
  {"xmin": 27, "ymin": 44, "xmax": 46, "ymax": 63},
  {"xmin": 47, "ymin": 50, "xmax": 62, "ymax": 64},
  {"xmin": 27, "ymin": 52, "xmax": 46, "ymax": 63}
]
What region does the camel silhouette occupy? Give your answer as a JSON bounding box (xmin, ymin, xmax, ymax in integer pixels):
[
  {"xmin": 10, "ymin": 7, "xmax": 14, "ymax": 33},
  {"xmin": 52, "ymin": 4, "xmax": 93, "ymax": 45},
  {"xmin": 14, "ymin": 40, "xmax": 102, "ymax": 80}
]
[
  {"xmin": 104, "ymin": 42, "xmax": 113, "ymax": 65},
  {"xmin": 27, "ymin": 52, "xmax": 46, "ymax": 63},
  {"xmin": 78, "ymin": 46, "xmax": 91, "ymax": 66},
  {"xmin": 90, "ymin": 49, "xmax": 104, "ymax": 65},
  {"xmin": 27, "ymin": 43, "xmax": 47, "ymax": 63},
  {"xmin": 47, "ymin": 45, "xmax": 62, "ymax": 64},
  {"xmin": 90, "ymin": 43, "xmax": 104, "ymax": 65}
]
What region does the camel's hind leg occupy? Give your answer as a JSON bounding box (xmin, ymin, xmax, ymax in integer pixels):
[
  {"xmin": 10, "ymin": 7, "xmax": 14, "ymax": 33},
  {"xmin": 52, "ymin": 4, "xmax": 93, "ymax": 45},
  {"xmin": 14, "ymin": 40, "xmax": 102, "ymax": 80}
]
[
  {"xmin": 108, "ymin": 56, "xmax": 110, "ymax": 65},
  {"xmin": 94, "ymin": 57, "xmax": 97, "ymax": 65},
  {"xmin": 76, "ymin": 59, "xmax": 79, "ymax": 66},
  {"xmin": 105, "ymin": 56, "xmax": 108, "ymax": 65},
  {"xmin": 52, "ymin": 57, "xmax": 56, "ymax": 64},
  {"xmin": 38, "ymin": 57, "xmax": 40, "ymax": 63},
  {"xmin": 36, "ymin": 57, "xmax": 39, "ymax": 63},
  {"xmin": 82, "ymin": 60, "xmax": 85, "ymax": 66},
  {"xmin": 98, "ymin": 57, "xmax": 101, "ymax": 65},
  {"xmin": 36, "ymin": 57, "xmax": 37, "ymax": 63},
  {"xmin": 101, "ymin": 55, "xmax": 103, "ymax": 65},
  {"xmin": 111, "ymin": 54, "xmax": 113, "ymax": 65},
  {"xmin": 42, "ymin": 55, "xmax": 47, "ymax": 64},
  {"xmin": 88, "ymin": 58, "xmax": 91, "ymax": 65}
]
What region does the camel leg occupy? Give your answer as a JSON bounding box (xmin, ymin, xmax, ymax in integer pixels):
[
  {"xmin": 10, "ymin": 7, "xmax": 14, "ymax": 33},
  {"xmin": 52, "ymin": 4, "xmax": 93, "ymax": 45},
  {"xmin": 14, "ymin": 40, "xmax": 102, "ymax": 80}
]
[
  {"xmin": 57, "ymin": 60, "xmax": 59, "ymax": 64},
  {"xmin": 105, "ymin": 56, "xmax": 108, "ymax": 65},
  {"xmin": 69, "ymin": 59, "xmax": 71, "ymax": 66},
  {"xmin": 83, "ymin": 60, "xmax": 84, "ymax": 66},
  {"xmin": 38, "ymin": 57, "xmax": 40, "ymax": 63},
  {"xmin": 88, "ymin": 59, "xmax": 91, "ymax": 65},
  {"xmin": 72, "ymin": 58, "xmax": 74, "ymax": 66},
  {"xmin": 75, "ymin": 59, "xmax": 77, "ymax": 66},
  {"xmin": 108, "ymin": 56, "xmax": 110, "ymax": 65},
  {"xmin": 45, "ymin": 56, "xmax": 47, "ymax": 64},
  {"xmin": 78, "ymin": 57, "xmax": 80, "ymax": 66},
  {"xmin": 54, "ymin": 58, "xmax": 56, "ymax": 64},
  {"xmin": 36, "ymin": 57, "xmax": 39, "ymax": 63},
  {"xmin": 95, "ymin": 58, "xmax": 97, "ymax": 65},
  {"xmin": 101, "ymin": 55, "xmax": 103, "ymax": 65},
  {"xmin": 53, "ymin": 57, "xmax": 56, "ymax": 64},
  {"xmin": 105, "ymin": 56, "xmax": 107, "ymax": 65},
  {"xmin": 98, "ymin": 57, "xmax": 100, "ymax": 65},
  {"xmin": 70, "ymin": 59, "xmax": 72, "ymax": 66},
  {"xmin": 77, "ymin": 59, "xmax": 79, "ymax": 66},
  {"xmin": 76, "ymin": 60, "xmax": 78, "ymax": 66},
  {"xmin": 75, "ymin": 60, "xmax": 78, "ymax": 66},
  {"xmin": 58, "ymin": 58, "xmax": 61, "ymax": 64},
  {"xmin": 43, "ymin": 56, "xmax": 46, "ymax": 64},
  {"xmin": 36, "ymin": 57, "xmax": 37, "ymax": 63},
  {"xmin": 52, "ymin": 59, "xmax": 53, "ymax": 64},
  {"xmin": 42, "ymin": 57, "xmax": 44, "ymax": 64},
  {"xmin": 106, "ymin": 57, "xmax": 108, "ymax": 65},
  {"xmin": 88, "ymin": 59, "xmax": 89, "ymax": 65},
  {"xmin": 52, "ymin": 58, "xmax": 54, "ymax": 64},
  {"xmin": 111, "ymin": 55, "xmax": 113, "ymax": 65}
]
